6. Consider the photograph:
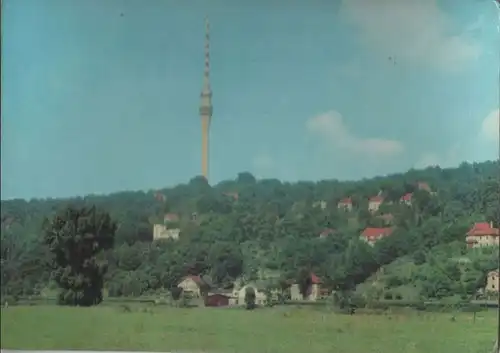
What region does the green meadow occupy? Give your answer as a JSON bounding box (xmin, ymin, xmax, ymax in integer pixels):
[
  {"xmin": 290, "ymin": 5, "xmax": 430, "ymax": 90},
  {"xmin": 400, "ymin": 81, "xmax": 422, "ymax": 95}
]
[{"xmin": 1, "ymin": 305, "xmax": 496, "ymax": 353}]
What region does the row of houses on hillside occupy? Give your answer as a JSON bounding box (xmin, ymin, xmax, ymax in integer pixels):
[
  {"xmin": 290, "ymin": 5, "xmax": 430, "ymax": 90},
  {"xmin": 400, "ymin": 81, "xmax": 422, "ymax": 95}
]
[
  {"xmin": 354, "ymin": 221, "xmax": 499, "ymax": 247},
  {"xmin": 177, "ymin": 273, "xmax": 327, "ymax": 307},
  {"xmin": 337, "ymin": 182, "xmax": 433, "ymax": 213},
  {"xmin": 154, "ymin": 216, "xmax": 498, "ymax": 248}
]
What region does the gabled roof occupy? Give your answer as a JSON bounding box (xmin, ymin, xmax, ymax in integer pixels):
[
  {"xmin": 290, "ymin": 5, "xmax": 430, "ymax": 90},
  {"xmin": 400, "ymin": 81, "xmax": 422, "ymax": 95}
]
[
  {"xmin": 164, "ymin": 213, "xmax": 179, "ymax": 222},
  {"xmin": 184, "ymin": 275, "xmax": 202, "ymax": 284},
  {"xmin": 182, "ymin": 275, "xmax": 212, "ymax": 288},
  {"xmin": 361, "ymin": 227, "xmax": 393, "ymax": 239},
  {"xmin": 208, "ymin": 289, "xmax": 233, "ymax": 297},
  {"xmin": 311, "ymin": 273, "xmax": 322, "ymax": 284},
  {"xmin": 338, "ymin": 197, "xmax": 352, "ymax": 204},
  {"xmin": 291, "ymin": 273, "xmax": 322, "ymax": 285},
  {"xmin": 466, "ymin": 222, "xmax": 499, "ymax": 236},
  {"xmin": 400, "ymin": 193, "xmax": 413, "ymax": 201},
  {"xmin": 369, "ymin": 196, "xmax": 384, "ymax": 203},
  {"xmin": 488, "ymin": 269, "xmax": 499, "ymax": 277}
]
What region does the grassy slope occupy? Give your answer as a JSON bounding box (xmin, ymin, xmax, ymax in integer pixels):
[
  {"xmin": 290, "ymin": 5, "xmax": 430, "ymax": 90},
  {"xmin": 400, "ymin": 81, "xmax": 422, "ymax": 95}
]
[
  {"xmin": 357, "ymin": 243, "xmax": 499, "ymax": 301},
  {"xmin": 1, "ymin": 305, "xmax": 496, "ymax": 353}
]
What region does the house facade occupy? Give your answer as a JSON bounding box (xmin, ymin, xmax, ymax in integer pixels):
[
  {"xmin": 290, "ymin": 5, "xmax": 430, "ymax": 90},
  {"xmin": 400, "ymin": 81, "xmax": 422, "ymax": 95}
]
[
  {"xmin": 177, "ymin": 275, "xmax": 209, "ymax": 298},
  {"xmin": 153, "ymin": 224, "xmax": 180, "ymax": 241},
  {"xmin": 400, "ymin": 193, "xmax": 413, "ymax": 206},
  {"xmin": 486, "ymin": 270, "xmax": 499, "ymax": 293},
  {"xmin": 368, "ymin": 196, "xmax": 384, "ymax": 213},
  {"xmin": 337, "ymin": 198, "xmax": 353, "ymax": 211},
  {"xmin": 312, "ymin": 200, "xmax": 327, "ymax": 210},
  {"xmin": 290, "ymin": 273, "xmax": 323, "ymax": 301},
  {"xmin": 360, "ymin": 227, "xmax": 393, "ymax": 246},
  {"xmin": 465, "ymin": 222, "xmax": 499, "ymax": 248}
]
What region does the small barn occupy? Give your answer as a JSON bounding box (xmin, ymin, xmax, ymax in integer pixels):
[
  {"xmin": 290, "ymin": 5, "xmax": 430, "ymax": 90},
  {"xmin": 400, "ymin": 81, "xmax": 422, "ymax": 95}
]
[{"xmin": 204, "ymin": 293, "xmax": 231, "ymax": 307}]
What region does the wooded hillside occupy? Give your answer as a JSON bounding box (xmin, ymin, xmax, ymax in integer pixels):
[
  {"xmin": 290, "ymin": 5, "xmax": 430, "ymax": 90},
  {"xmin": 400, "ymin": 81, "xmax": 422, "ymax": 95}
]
[{"xmin": 1, "ymin": 160, "xmax": 498, "ymax": 301}]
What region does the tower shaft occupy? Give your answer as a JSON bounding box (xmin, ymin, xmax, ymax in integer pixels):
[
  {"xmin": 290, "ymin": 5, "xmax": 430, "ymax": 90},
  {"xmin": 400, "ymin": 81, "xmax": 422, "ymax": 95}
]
[
  {"xmin": 201, "ymin": 117, "xmax": 209, "ymax": 179},
  {"xmin": 199, "ymin": 17, "xmax": 212, "ymax": 180}
]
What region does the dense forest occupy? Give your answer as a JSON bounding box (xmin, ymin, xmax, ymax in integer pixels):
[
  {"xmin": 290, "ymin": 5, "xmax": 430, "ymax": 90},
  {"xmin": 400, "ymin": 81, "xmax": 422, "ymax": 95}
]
[{"xmin": 1, "ymin": 160, "xmax": 499, "ymax": 303}]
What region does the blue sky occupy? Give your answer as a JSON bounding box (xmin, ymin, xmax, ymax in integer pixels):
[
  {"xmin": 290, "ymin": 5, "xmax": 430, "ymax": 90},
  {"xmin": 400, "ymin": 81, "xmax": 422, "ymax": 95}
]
[{"xmin": 2, "ymin": 0, "xmax": 499, "ymax": 200}]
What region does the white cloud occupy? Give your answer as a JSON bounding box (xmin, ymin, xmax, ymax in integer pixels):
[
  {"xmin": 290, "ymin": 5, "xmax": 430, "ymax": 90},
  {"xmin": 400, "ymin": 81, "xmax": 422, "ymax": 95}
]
[
  {"xmin": 481, "ymin": 108, "xmax": 499, "ymax": 144},
  {"xmin": 338, "ymin": 0, "xmax": 481, "ymax": 72},
  {"xmin": 306, "ymin": 110, "xmax": 404, "ymax": 158}
]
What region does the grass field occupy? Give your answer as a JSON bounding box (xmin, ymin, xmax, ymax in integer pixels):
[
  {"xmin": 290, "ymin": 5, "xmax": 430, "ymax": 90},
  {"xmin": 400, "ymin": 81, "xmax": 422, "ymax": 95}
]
[{"xmin": 1, "ymin": 305, "xmax": 497, "ymax": 353}]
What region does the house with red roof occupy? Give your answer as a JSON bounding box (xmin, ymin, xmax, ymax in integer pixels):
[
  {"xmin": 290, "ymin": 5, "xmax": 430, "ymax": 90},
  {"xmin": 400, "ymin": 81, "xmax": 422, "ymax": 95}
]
[
  {"xmin": 290, "ymin": 273, "xmax": 325, "ymax": 301},
  {"xmin": 486, "ymin": 269, "xmax": 499, "ymax": 293},
  {"xmin": 360, "ymin": 227, "xmax": 394, "ymax": 246},
  {"xmin": 400, "ymin": 192, "xmax": 413, "ymax": 206},
  {"xmin": 465, "ymin": 222, "xmax": 499, "ymax": 249},
  {"xmin": 368, "ymin": 196, "xmax": 384, "ymax": 213},
  {"xmin": 337, "ymin": 197, "xmax": 353, "ymax": 211}
]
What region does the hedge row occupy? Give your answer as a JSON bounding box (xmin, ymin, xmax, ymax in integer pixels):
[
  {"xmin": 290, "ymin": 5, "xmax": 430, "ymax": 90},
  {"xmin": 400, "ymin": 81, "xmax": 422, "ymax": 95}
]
[{"xmin": 284, "ymin": 299, "xmax": 490, "ymax": 313}]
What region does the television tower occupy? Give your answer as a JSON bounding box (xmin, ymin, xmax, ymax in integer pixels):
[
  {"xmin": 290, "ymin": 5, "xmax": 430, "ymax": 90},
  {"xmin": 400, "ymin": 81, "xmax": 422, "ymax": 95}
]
[{"xmin": 199, "ymin": 17, "xmax": 212, "ymax": 180}]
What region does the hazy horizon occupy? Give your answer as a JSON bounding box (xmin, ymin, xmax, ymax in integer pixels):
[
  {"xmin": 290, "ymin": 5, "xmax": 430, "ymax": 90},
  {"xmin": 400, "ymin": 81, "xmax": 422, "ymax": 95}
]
[{"xmin": 2, "ymin": 158, "xmax": 499, "ymax": 202}]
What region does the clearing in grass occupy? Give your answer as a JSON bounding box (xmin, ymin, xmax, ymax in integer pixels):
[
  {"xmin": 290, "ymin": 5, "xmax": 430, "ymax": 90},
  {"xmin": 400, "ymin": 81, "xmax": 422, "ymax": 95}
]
[{"xmin": 0, "ymin": 305, "xmax": 496, "ymax": 353}]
